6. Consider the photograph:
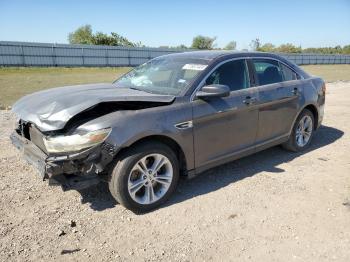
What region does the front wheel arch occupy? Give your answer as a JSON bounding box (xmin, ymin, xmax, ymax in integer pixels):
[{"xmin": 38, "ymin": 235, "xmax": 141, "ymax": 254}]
[
  {"xmin": 114, "ymin": 135, "xmax": 188, "ymax": 176},
  {"xmin": 108, "ymin": 140, "xmax": 180, "ymax": 213}
]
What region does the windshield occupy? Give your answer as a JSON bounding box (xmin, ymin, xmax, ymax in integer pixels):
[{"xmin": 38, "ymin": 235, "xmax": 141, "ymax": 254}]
[{"xmin": 113, "ymin": 56, "xmax": 209, "ymax": 95}]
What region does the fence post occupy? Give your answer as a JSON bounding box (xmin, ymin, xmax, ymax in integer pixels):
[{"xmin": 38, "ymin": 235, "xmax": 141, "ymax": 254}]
[
  {"xmin": 52, "ymin": 44, "xmax": 56, "ymax": 67},
  {"xmin": 128, "ymin": 49, "xmax": 131, "ymax": 67},
  {"xmin": 105, "ymin": 48, "xmax": 108, "ymax": 67},
  {"xmin": 20, "ymin": 44, "xmax": 25, "ymax": 66},
  {"xmin": 81, "ymin": 47, "xmax": 84, "ymax": 66}
]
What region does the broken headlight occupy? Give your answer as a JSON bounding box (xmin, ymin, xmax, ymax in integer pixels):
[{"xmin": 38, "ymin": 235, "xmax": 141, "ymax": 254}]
[{"xmin": 43, "ymin": 128, "xmax": 111, "ymax": 153}]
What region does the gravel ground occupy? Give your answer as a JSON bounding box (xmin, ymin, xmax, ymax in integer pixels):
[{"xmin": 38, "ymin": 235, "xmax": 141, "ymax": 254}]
[{"xmin": 1, "ymin": 82, "xmax": 350, "ymax": 262}]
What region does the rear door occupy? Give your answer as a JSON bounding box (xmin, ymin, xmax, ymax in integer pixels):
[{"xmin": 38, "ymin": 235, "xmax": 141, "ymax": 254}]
[
  {"xmin": 250, "ymin": 58, "xmax": 300, "ymax": 144},
  {"xmin": 192, "ymin": 59, "xmax": 259, "ymax": 169}
]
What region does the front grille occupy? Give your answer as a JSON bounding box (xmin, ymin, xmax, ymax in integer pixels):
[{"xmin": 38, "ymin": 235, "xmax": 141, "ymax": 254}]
[
  {"xmin": 29, "ymin": 126, "xmax": 47, "ymax": 152},
  {"xmin": 15, "ymin": 120, "xmax": 46, "ymax": 153}
]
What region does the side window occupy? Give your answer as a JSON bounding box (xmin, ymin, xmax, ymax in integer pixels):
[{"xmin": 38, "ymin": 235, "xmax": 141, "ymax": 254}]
[
  {"xmin": 206, "ymin": 60, "xmax": 249, "ymax": 91},
  {"xmin": 252, "ymin": 59, "xmax": 283, "ymax": 85},
  {"xmin": 280, "ymin": 63, "xmax": 297, "ymax": 81}
]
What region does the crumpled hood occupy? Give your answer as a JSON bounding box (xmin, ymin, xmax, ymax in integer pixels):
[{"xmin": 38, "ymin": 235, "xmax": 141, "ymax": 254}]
[{"xmin": 12, "ymin": 83, "xmax": 175, "ymax": 132}]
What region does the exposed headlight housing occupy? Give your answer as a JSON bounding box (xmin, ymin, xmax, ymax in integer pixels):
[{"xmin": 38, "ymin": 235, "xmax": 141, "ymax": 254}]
[{"xmin": 43, "ymin": 128, "xmax": 111, "ymax": 153}]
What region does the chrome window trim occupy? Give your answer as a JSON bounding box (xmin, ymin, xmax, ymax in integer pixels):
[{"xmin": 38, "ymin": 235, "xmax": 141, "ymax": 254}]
[
  {"xmin": 249, "ymin": 57, "xmax": 304, "ymax": 81},
  {"xmin": 190, "ymin": 56, "xmax": 304, "ymax": 101},
  {"xmin": 251, "ymin": 57, "xmax": 302, "ymax": 82}
]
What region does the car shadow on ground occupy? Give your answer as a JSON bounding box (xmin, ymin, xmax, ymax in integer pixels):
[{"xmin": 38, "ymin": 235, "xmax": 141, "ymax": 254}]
[{"xmin": 78, "ymin": 125, "xmax": 343, "ymax": 212}]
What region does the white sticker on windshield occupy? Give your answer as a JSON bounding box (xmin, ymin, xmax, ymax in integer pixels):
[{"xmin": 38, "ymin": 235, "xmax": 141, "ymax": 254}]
[{"xmin": 182, "ymin": 64, "xmax": 207, "ymax": 71}]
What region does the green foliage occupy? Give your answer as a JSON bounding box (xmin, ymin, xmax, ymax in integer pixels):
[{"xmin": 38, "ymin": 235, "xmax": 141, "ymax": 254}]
[
  {"xmin": 256, "ymin": 40, "xmax": 350, "ymax": 54},
  {"xmin": 343, "ymin": 45, "xmax": 350, "ymax": 54},
  {"xmin": 191, "ymin": 35, "xmax": 217, "ymax": 49},
  {"xmin": 276, "ymin": 43, "xmax": 302, "ymax": 53},
  {"xmin": 92, "ymin": 32, "xmax": 114, "ymax": 46},
  {"xmin": 68, "ymin": 25, "xmax": 142, "ymax": 47},
  {"xmin": 92, "ymin": 32, "xmax": 138, "ymax": 47},
  {"xmin": 68, "ymin": 25, "xmax": 94, "ymax": 45},
  {"xmin": 257, "ymin": 43, "xmax": 275, "ymax": 52},
  {"xmin": 224, "ymin": 41, "xmax": 237, "ymax": 50},
  {"xmin": 303, "ymin": 45, "xmax": 350, "ymax": 54},
  {"xmin": 68, "ymin": 26, "xmax": 349, "ymax": 54}
]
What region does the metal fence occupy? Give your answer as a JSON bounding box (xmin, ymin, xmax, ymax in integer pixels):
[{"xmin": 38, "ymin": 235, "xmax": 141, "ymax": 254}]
[{"xmin": 1, "ymin": 41, "xmax": 350, "ymax": 67}]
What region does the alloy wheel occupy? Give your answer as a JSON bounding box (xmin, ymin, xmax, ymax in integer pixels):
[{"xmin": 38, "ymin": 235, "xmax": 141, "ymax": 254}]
[
  {"xmin": 127, "ymin": 153, "xmax": 173, "ymax": 205},
  {"xmin": 296, "ymin": 115, "xmax": 313, "ymax": 147}
]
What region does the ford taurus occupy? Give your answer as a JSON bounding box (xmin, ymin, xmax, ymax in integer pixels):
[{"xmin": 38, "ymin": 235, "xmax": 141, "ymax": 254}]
[{"xmin": 10, "ymin": 51, "xmax": 326, "ymax": 212}]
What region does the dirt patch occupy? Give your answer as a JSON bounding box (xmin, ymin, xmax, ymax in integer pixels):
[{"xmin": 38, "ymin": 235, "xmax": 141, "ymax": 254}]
[{"xmin": 1, "ymin": 82, "xmax": 350, "ymax": 261}]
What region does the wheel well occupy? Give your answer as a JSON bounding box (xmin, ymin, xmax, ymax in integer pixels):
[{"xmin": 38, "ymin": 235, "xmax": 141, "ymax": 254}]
[
  {"xmin": 118, "ymin": 135, "xmax": 188, "ymax": 175},
  {"xmin": 304, "ymin": 104, "xmax": 319, "ymax": 130}
]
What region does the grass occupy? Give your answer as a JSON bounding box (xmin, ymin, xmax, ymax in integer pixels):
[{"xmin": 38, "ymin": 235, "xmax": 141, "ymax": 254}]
[
  {"xmin": 0, "ymin": 65, "xmax": 349, "ymax": 108},
  {"xmin": 301, "ymin": 64, "xmax": 350, "ymax": 82},
  {"xmin": 0, "ymin": 67, "xmax": 131, "ymax": 108}
]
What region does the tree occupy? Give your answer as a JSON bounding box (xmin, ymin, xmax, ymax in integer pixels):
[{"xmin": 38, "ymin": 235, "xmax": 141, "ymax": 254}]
[
  {"xmin": 191, "ymin": 35, "xmax": 217, "ymax": 49},
  {"xmin": 68, "ymin": 25, "xmax": 94, "ymax": 45},
  {"xmin": 276, "ymin": 43, "xmax": 302, "ymax": 53},
  {"xmin": 343, "ymin": 45, "xmax": 350, "ymax": 54},
  {"xmin": 176, "ymin": 44, "xmax": 188, "ymax": 49},
  {"xmin": 68, "ymin": 25, "xmax": 141, "ymax": 47},
  {"xmin": 257, "ymin": 43, "xmax": 275, "ymax": 52},
  {"xmin": 110, "ymin": 32, "xmax": 139, "ymax": 47},
  {"xmin": 224, "ymin": 41, "xmax": 237, "ymax": 50},
  {"xmin": 250, "ymin": 38, "xmax": 261, "ymax": 51},
  {"xmin": 302, "ymin": 45, "xmax": 350, "ymax": 54},
  {"xmin": 92, "ymin": 32, "xmax": 115, "ymax": 46}
]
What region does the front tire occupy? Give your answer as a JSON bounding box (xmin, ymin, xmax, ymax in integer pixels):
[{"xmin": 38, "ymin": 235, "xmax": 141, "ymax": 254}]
[
  {"xmin": 282, "ymin": 109, "xmax": 315, "ymax": 152},
  {"xmin": 109, "ymin": 141, "xmax": 179, "ymax": 213}
]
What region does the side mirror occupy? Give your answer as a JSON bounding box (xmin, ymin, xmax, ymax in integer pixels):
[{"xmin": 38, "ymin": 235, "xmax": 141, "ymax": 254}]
[{"xmin": 196, "ymin": 84, "xmax": 230, "ymax": 99}]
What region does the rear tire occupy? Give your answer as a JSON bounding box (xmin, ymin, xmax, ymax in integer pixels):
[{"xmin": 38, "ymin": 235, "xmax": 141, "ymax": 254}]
[
  {"xmin": 108, "ymin": 141, "xmax": 179, "ymax": 213},
  {"xmin": 282, "ymin": 109, "xmax": 315, "ymax": 152}
]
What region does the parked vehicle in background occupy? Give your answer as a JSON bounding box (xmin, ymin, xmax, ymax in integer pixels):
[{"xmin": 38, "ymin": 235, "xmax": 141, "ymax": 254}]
[{"xmin": 10, "ymin": 51, "xmax": 326, "ymax": 212}]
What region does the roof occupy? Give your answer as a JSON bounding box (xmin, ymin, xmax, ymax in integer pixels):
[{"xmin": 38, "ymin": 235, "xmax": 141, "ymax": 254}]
[
  {"xmin": 160, "ymin": 50, "xmax": 310, "ymax": 79},
  {"xmin": 162, "ymin": 50, "xmax": 281, "ymax": 61}
]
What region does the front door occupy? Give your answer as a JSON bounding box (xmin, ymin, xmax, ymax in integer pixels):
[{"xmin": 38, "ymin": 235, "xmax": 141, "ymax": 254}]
[{"xmin": 192, "ymin": 59, "xmax": 259, "ymax": 169}]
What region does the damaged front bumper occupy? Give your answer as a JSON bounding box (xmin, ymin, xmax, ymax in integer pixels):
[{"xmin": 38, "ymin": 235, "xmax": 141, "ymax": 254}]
[{"xmin": 10, "ymin": 132, "xmax": 116, "ymax": 191}]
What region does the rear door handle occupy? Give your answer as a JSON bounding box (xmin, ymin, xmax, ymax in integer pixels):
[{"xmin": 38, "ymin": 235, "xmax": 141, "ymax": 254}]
[{"xmin": 243, "ymin": 96, "xmax": 257, "ymax": 105}]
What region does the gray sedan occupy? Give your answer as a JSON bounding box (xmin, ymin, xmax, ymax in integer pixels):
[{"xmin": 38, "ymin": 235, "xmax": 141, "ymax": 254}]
[{"xmin": 11, "ymin": 51, "xmax": 326, "ymax": 212}]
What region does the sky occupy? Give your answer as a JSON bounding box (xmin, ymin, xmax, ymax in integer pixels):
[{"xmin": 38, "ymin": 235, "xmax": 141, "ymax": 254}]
[{"xmin": 0, "ymin": 0, "xmax": 349, "ymax": 50}]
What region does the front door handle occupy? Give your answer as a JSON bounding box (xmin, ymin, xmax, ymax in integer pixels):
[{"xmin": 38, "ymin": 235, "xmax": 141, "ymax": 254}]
[
  {"xmin": 243, "ymin": 96, "xmax": 257, "ymax": 105},
  {"xmin": 292, "ymin": 87, "xmax": 299, "ymax": 95}
]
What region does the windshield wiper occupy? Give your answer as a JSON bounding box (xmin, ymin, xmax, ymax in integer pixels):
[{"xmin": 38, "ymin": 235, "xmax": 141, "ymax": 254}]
[{"xmin": 128, "ymin": 87, "xmax": 143, "ymax": 91}]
